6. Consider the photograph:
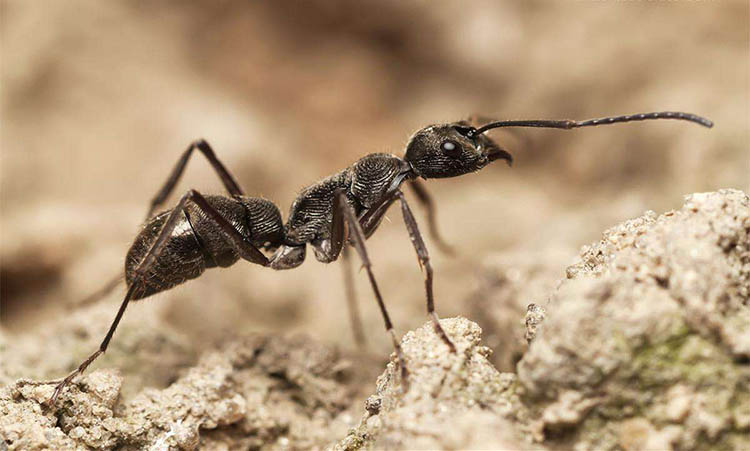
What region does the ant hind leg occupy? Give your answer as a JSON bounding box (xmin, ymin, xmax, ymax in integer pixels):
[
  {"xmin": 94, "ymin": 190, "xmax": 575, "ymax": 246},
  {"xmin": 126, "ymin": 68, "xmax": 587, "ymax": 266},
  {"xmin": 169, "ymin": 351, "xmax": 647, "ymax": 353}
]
[
  {"xmin": 145, "ymin": 140, "xmax": 245, "ymax": 220},
  {"xmin": 76, "ymin": 273, "xmax": 123, "ymax": 306},
  {"xmin": 36, "ymin": 189, "xmax": 268, "ymax": 405},
  {"xmin": 76, "ymin": 140, "xmax": 245, "ymax": 308}
]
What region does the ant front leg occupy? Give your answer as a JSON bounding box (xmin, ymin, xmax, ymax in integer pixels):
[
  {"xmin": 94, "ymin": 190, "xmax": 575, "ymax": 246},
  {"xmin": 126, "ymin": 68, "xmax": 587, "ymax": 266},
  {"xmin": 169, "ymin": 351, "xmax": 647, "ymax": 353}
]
[
  {"xmin": 145, "ymin": 139, "xmax": 245, "ymax": 220},
  {"xmin": 41, "ymin": 189, "xmax": 267, "ymax": 405},
  {"xmin": 333, "ymin": 189, "xmax": 410, "ymax": 390},
  {"xmin": 407, "ymin": 179, "xmax": 455, "ymax": 256},
  {"xmin": 395, "ymin": 190, "xmax": 457, "ymax": 352}
]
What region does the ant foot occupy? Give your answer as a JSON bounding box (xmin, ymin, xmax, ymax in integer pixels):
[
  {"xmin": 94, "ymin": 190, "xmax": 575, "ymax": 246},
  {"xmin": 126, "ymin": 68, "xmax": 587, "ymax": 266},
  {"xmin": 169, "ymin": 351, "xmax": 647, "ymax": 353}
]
[
  {"xmin": 430, "ymin": 312, "xmax": 457, "ymax": 353},
  {"xmin": 388, "ymin": 329, "xmax": 410, "ymax": 393}
]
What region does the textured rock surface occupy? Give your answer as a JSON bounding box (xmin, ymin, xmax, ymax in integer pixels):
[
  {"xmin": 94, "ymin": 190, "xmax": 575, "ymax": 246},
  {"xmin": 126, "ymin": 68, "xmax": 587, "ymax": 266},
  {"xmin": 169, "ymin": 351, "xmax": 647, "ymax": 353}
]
[
  {"xmin": 335, "ymin": 317, "xmax": 528, "ymax": 450},
  {"xmin": 2, "ymin": 334, "xmax": 353, "ymax": 450},
  {"xmin": 0, "ymin": 300, "xmax": 196, "ymax": 401},
  {"xmin": 3, "ymin": 318, "xmax": 525, "ymax": 451},
  {"xmin": 2, "ymin": 190, "xmax": 748, "ymax": 450},
  {"xmin": 519, "ymin": 189, "xmax": 750, "ymax": 450}
]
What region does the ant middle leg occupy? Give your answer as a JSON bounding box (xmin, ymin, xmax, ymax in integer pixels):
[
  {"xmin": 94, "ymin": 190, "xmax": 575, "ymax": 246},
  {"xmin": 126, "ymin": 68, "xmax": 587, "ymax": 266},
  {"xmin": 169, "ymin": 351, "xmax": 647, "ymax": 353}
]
[
  {"xmin": 333, "ymin": 189, "xmax": 409, "ymax": 389},
  {"xmin": 42, "ymin": 189, "xmax": 268, "ymax": 405},
  {"xmin": 395, "ymin": 190, "xmax": 457, "ymax": 352},
  {"xmin": 341, "ymin": 245, "xmax": 366, "ymax": 348},
  {"xmin": 359, "ymin": 181, "xmax": 453, "ymax": 257}
]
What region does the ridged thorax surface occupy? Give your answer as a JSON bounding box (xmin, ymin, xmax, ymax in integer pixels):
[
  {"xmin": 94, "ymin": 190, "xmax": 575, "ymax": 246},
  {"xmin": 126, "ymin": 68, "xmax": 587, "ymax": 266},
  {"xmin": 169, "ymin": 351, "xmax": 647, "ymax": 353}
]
[
  {"xmin": 284, "ymin": 169, "xmax": 353, "ymax": 246},
  {"xmin": 284, "ymin": 153, "xmax": 407, "ymax": 246}
]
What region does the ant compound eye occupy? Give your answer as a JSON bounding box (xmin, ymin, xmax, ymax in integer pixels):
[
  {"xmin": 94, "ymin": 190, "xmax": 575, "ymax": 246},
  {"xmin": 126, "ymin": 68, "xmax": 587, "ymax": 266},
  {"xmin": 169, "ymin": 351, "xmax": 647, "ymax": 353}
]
[{"xmin": 440, "ymin": 140, "xmax": 461, "ymax": 158}]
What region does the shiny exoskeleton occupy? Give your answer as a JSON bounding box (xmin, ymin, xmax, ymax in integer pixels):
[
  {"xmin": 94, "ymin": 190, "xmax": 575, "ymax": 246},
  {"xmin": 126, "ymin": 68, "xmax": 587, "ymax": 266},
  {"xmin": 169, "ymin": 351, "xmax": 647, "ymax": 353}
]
[
  {"xmin": 40, "ymin": 111, "xmax": 713, "ymax": 404},
  {"xmin": 126, "ymin": 196, "xmax": 283, "ymax": 299}
]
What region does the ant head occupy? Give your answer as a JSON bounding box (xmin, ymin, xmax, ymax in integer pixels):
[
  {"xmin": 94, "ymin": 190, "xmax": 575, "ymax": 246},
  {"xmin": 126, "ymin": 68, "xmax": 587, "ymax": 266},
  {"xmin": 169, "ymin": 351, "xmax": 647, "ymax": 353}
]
[
  {"xmin": 403, "ymin": 111, "xmax": 713, "ymax": 179},
  {"xmin": 404, "ymin": 121, "xmax": 513, "ymax": 179}
]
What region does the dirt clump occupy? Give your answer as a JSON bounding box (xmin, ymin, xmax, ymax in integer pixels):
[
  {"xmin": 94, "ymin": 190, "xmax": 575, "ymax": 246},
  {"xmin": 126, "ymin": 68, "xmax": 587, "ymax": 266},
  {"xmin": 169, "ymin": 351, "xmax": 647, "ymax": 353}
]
[
  {"xmin": 2, "ymin": 190, "xmax": 748, "ymax": 450},
  {"xmin": 3, "ymin": 334, "xmax": 352, "ymax": 450},
  {"xmin": 520, "ymin": 189, "xmax": 750, "ymax": 450},
  {"xmin": 336, "ymin": 317, "xmax": 528, "ymax": 450}
]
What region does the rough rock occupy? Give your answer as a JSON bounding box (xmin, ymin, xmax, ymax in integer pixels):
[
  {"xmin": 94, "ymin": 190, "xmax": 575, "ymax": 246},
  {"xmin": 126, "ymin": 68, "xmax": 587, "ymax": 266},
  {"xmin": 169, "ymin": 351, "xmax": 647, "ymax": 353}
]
[
  {"xmin": 519, "ymin": 189, "xmax": 750, "ymax": 450},
  {"xmin": 335, "ymin": 317, "xmax": 529, "ymax": 450},
  {"xmin": 3, "ymin": 190, "xmax": 748, "ymax": 450},
  {"xmin": 1, "ymin": 300, "xmax": 196, "ymax": 400},
  {"xmin": 2, "ymin": 334, "xmax": 352, "ymax": 450},
  {"xmin": 524, "ymin": 303, "xmax": 546, "ymax": 344}
]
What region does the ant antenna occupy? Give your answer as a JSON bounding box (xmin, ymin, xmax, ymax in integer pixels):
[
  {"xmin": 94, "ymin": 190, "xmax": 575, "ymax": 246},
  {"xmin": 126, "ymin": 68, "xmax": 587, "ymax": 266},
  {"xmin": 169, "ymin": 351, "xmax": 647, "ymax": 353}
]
[{"xmin": 468, "ymin": 111, "xmax": 713, "ymax": 138}]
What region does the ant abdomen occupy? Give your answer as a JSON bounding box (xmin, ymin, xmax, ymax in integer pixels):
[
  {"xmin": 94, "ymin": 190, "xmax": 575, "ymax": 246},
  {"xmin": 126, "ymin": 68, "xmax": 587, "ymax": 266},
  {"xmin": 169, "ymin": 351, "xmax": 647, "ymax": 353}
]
[{"xmin": 125, "ymin": 195, "xmax": 283, "ymax": 300}]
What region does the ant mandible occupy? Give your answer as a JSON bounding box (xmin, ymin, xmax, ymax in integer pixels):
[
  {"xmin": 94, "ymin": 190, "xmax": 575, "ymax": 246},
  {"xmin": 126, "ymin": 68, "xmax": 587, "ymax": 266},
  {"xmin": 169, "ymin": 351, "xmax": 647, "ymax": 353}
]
[{"xmin": 39, "ymin": 111, "xmax": 713, "ymax": 404}]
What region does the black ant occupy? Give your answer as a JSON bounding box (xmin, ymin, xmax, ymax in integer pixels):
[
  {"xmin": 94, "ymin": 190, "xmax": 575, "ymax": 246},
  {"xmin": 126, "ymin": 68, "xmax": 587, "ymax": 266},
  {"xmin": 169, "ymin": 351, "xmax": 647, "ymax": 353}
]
[{"xmin": 34, "ymin": 111, "xmax": 712, "ymax": 404}]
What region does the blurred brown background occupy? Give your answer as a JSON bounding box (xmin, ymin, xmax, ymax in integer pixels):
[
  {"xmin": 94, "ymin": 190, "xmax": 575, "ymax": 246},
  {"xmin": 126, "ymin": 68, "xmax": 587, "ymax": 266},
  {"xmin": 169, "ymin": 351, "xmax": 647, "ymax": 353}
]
[{"xmin": 1, "ymin": 1, "xmax": 747, "ymax": 370}]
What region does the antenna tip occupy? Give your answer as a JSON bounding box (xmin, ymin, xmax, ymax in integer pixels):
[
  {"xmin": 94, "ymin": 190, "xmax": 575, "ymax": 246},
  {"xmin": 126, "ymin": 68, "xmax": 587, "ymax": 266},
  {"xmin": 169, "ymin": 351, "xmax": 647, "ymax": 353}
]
[{"xmin": 685, "ymin": 113, "xmax": 713, "ymax": 128}]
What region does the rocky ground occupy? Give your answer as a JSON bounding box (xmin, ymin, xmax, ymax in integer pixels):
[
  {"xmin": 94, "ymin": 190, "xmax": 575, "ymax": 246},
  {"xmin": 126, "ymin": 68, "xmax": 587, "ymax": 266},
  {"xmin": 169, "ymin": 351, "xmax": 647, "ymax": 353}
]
[{"xmin": 2, "ymin": 189, "xmax": 748, "ymax": 450}]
